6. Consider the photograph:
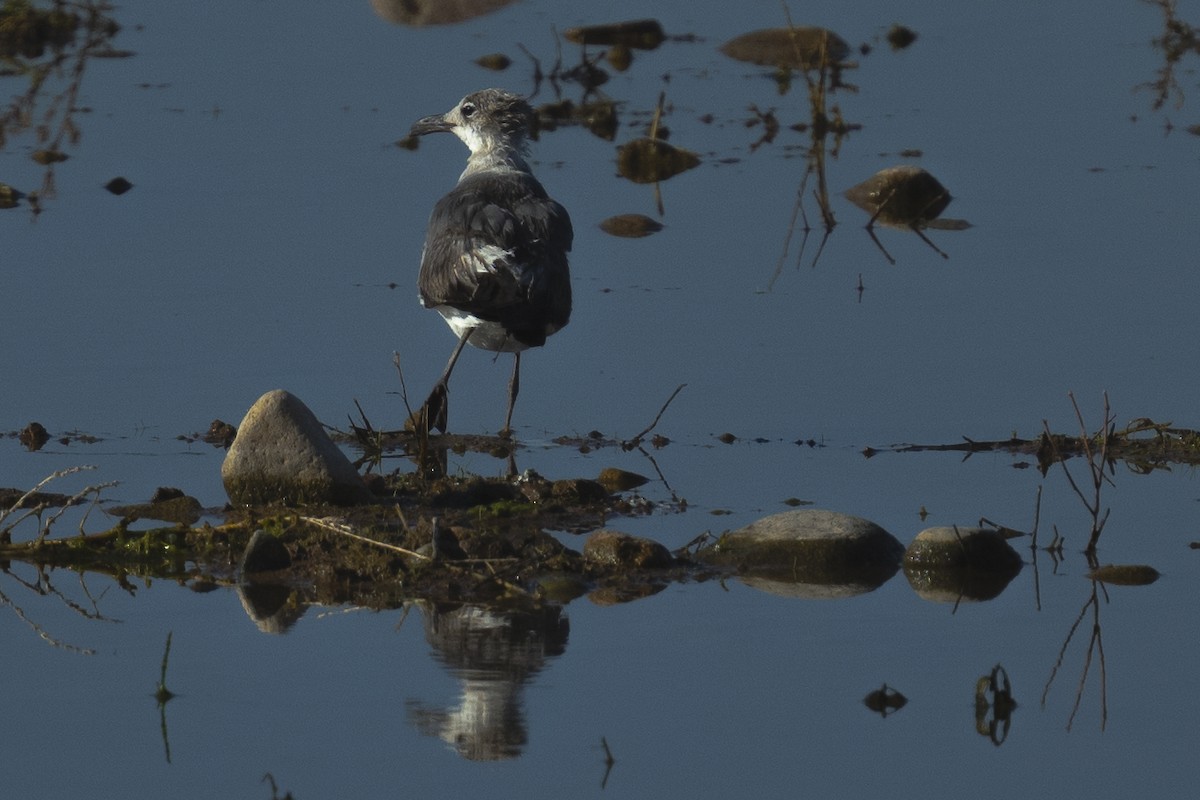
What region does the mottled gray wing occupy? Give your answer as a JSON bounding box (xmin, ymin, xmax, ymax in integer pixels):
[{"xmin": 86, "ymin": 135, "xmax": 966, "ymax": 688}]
[{"xmin": 418, "ymin": 171, "xmax": 572, "ymax": 345}]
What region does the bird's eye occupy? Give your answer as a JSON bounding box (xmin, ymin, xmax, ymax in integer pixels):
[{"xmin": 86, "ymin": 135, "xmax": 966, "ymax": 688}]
[{"xmin": 461, "ymin": 102, "xmax": 476, "ymax": 118}]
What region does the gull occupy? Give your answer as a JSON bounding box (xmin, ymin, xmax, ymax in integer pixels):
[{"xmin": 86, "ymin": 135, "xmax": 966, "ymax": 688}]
[{"xmin": 409, "ymin": 88, "xmax": 573, "ymax": 436}]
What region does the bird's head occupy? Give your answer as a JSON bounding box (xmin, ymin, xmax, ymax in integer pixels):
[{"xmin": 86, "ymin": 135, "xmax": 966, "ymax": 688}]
[{"xmin": 410, "ymin": 88, "xmax": 535, "ymax": 159}]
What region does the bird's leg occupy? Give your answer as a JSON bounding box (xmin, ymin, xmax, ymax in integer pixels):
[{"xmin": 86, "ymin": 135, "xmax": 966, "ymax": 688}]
[
  {"xmin": 421, "ymin": 328, "xmax": 473, "ymax": 433},
  {"xmin": 501, "ymin": 351, "xmax": 521, "ymax": 438}
]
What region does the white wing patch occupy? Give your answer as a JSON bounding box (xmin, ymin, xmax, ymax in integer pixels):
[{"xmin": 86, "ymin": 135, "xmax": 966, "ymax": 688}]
[{"xmin": 463, "ymin": 244, "xmax": 513, "ymax": 274}]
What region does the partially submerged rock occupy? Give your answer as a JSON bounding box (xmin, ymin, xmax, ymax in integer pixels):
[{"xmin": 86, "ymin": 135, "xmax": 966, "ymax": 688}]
[
  {"xmin": 904, "ymin": 526, "xmax": 1022, "ymax": 570},
  {"xmin": 1088, "ymin": 564, "xmax": 1160, "ymax": 586},
  {"xmin": 697, "ymin": 509, "xmax": 904, "ymax": 590},
  {"xmin": 720, "ymin": 27, "xmax": 851, "ymax": 69},
  {"xmin": 221, "ymin": 390, "xmax": 369, "ymax": 506},
  {"xmin": 369, "ymin": 0, "xmax": 516, "ymax": 26},
  {"xmin": 107, "ymin": 487, "xmax": 202, "ymax": 525},
  {"xmin": 903, "ymin": 526, "xmax": 1023, "ymax": 602},
  {"xmin": 844, "ymin": 165, "xmax": 952, "ymax": 228},
  {"xmin": 583, "ymin": 530, "xmax": 673, "ymax": 569},
  {"xmin": 18, "ymin": 422, "xmax": 49, "ymax": 451},
  {"xmin": 563, "ymin": 19, "xmax": 665, "ymax": 50},
  {"xmin": 616, "ymin": 138, "xmax": 700, "ymax": 184},
  {"xmin": 598, "ymin": 214, "xmax": 663, "ymax": 238}
]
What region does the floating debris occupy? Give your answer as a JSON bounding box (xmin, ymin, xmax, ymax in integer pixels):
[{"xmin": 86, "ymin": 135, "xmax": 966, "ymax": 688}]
[
  {"xmin": 369, "ymin": 0, "xmax": 517, "ymax": 26},
  {"xmin": 599, "ymin": 214, "xmax": 663, "ymax": 238},
  {"xmin": 887, "ymin": 24, "xmax": 918, "ymax": 50},
  {"xmin": 720, "ymin": 27, "xmax": 851, "ymax": 69},
  {"xmin": 535, "ymin": 98, "xmax": 619, "ymax": 141},
  {"xmin": 0, "ymin": 182, "xmax": 21, "ymax": 209},
  {"xmin": 474, "ymin": 52, "xmax": 510, "ymax": 71},
  {"xmin": 31, "ymin": 149, "xmax": 69, "ymax": 165},
  {"xmin": 0, "ymin": 2, "xmax": 81, "ymax": 59},
  {"xmin": 1088, "ymin": 564, "xmax": 1161, "ymax": 586},
  {"xmin": 18, "ymin": 422, "xmax": 50, "ymax": 451},
  {"xmin": 563, "ymin": 19, "xmax": 665, "ymax": 50},
  {"xmin": 864, "ymin": 684, "xmax": 908, "ymax": 717},
  {"xmin": 606, "ymin": 43, "xmax": 633, "ymax": 71},
  {"xmin": 104, "ymin": 176, "xmax": 133, "ymax": 195},
  {"xmin": 616, "ymin": 138, "xmax": 700, "ymax": 183}
]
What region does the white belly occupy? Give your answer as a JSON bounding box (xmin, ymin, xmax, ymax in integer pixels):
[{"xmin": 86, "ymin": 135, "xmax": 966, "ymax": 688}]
[{"xmin": 436, "ymin": 307, "xmax": 530, "ymax": 353}]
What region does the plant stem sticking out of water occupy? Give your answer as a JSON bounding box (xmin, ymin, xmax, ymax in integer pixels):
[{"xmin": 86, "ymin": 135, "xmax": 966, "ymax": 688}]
[
  {"xmin": 155, "ymin": 630, "xmax": 175, "ymax": 704},
  {"xmin": 155, "ymin": 630, "xmax": 175, "ymax": 763},
  {"xmin": 1041, "ymin": 392, "xmax": 1114, "ymax": 555}
]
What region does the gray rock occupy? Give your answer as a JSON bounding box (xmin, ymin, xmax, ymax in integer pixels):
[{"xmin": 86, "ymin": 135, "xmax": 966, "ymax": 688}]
[
  {"xmin": 903, "ymin": 526, "xmax": 1023, "ymax": 570},
  {"xmin": 221, "ymin": 389, "xmax": 369, "ymax": 506},
  {"xmin": 698, "ymin": 508, "xmax": 903, "ymax": 589}
]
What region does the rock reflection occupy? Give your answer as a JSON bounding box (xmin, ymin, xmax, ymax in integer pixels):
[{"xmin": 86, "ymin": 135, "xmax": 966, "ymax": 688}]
[
  {"xmin": 405, "ymin": 601, "xmax": 568, "ymax": 760},
  {"xmin": 368, "ymin": 0, "xmax": 516, "ymax": 26},
  {"xmin": 974, "ymin": 664, "xmax": 1017, "ymax": 745},
  {"xmin": 863, "ymin": 683, "xmax": 907, "ymax": 718},
  {"xmin": 902, "ymin": 525, "xmax": 1024, "ymax": 605}
]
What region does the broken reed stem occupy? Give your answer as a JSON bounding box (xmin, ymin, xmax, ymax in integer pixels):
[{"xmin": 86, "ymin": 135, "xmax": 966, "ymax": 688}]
[
  {"xmin": 155, "ymin": 631, "xmax": 175, "ymax": 703},
  {"xmin": 1068, "ymin": 390, "xmax": 1114, "ymax": 552},
  {"xmin": 648, "ymin": 91, "xmax": 666, "ymax": 140},
  {"xmin": 1042, "ymin": 392, "xmax": 1114, "ymax": 554},
  {"xmin": 391, "ymin": 352, "xmax": 417, "ymax": 425},
  {"xmin": 1029, "ymin": 484, "xmax": 1043, "ymax": 549},
  {"xmin": 300, "ymin": 516, "xmax": 429, "ymax": 560}
]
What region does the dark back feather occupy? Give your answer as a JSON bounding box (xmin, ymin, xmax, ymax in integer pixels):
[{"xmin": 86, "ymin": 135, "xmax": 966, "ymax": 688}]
[{"xmin": 418, "ymin": 170, "xmax": 572, "ymax": 347}]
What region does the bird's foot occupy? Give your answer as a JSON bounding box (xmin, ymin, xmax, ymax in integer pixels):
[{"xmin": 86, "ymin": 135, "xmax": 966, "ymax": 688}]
[{"xmin": 409, "ymin": 383, "xmax": 449, "ymax": 434}]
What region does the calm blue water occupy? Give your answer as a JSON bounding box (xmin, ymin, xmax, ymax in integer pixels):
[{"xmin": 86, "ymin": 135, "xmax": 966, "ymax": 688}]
[{"xmin": 3, "ymin": 0, "xmax": 1200, "ymax": 796}]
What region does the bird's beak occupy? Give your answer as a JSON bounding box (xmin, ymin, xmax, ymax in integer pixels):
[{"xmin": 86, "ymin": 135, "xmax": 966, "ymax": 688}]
[{"xmin": 410, "ymin": 113, "xmax": 454, "ymax": 137}]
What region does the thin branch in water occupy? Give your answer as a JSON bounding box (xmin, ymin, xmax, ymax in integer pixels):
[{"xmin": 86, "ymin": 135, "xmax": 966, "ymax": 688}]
[
  {"xmin": 0, "ymin": 465, "xmax": 98, "ymax": 530},
  {"xmin": 155, "ymin": 631, "xmax": 176, "ymax": 703},
  {"xmin": 35, "ymin": 480, "xmax": 118, "ymax": 546},
  {"xmin": 622, "ymin": 384, "xmax": 686, "ymax": 450},
  {"xmin": 391, "ymin": 352, "xmax": 417, "ymax": 425}
]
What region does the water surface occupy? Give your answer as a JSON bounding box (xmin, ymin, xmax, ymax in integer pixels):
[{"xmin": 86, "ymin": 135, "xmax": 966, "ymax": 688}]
[{"xmin": 3, "ymin": 0, "xmax": 1199, "ymax": 796}]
